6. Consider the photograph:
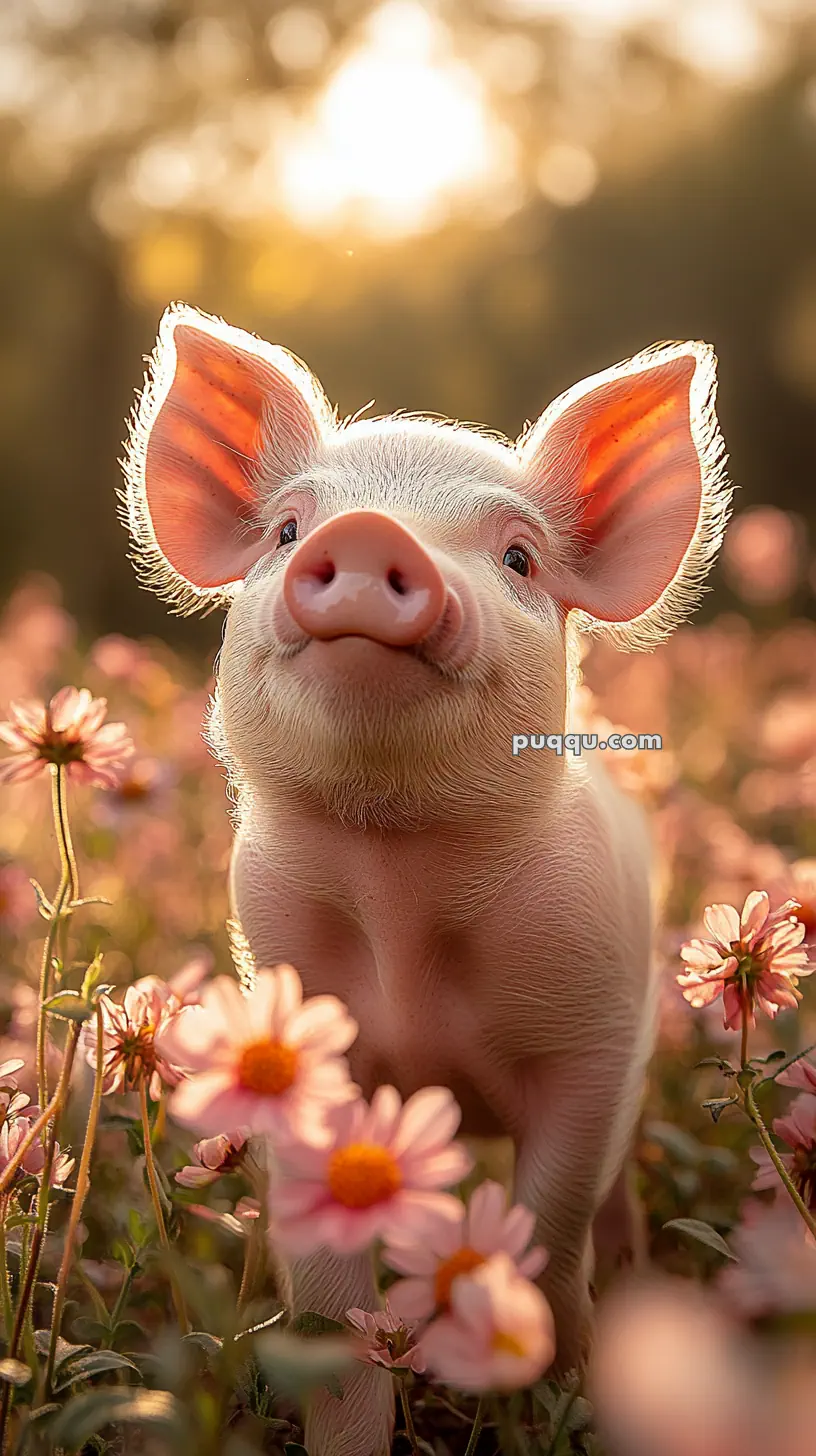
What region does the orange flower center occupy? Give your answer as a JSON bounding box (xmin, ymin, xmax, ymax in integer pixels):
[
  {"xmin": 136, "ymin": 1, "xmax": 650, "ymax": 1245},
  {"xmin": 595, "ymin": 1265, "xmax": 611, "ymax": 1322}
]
[
  {"xmin": 238, "ymin": 1039, "xmax": 298, "ymax": 1095},
  {"xmin": 491, "ymin": 1329, "xmax": 526, "ymax": 1358},
  {"xmin": 119, "ymin": 776, "xmax": 151, "ymax": 801},
  {"xmin": 792, "ymin": 897, "xmax": 816, "ymax": 937},
  {"xmin": 434, "ymin": 1246, "xmax": 486, "ymax": 1309},
  {"xmin": 327, "ymin": 1143, "xmax": 402, "ymax": 1208}
]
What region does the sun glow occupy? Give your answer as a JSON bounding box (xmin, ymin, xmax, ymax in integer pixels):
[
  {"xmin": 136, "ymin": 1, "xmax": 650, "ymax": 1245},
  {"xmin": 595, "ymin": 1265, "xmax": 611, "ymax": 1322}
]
[{"xmin": 276, "ymin": 1, "xmax": 516, "ymax": 237}]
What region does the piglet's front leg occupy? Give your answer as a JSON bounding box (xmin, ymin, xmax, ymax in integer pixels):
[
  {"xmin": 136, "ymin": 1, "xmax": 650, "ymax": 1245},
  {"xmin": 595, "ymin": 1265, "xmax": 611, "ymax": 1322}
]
[
  {"xmin": 289, "ymin": 1247, "xmax": 395, "ymax": 1456},
  {"xmin": 512, "ymin": 1046, "xmax": 642, "ymax": 1375}
]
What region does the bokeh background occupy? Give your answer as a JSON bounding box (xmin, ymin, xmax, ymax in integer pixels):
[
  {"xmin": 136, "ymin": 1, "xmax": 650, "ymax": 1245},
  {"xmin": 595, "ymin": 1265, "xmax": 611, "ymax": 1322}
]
[{"xmin": 2, "ymin": 0, "xmax": 816, "ymax": 650}]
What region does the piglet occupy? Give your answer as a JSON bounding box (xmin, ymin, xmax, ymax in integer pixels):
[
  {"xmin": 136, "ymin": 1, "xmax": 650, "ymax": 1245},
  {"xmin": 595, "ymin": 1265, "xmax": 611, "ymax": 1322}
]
[{"xmin": 122, "ymin": 305, "xmax": 731, "ymax": 1455}]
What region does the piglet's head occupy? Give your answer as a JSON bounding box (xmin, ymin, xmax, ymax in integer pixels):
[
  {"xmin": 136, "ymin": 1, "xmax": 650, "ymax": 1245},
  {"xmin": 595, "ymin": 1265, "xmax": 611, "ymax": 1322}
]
[{"xmin": 124, "ymin": 304, "xmax": 730, "ymax": 829}]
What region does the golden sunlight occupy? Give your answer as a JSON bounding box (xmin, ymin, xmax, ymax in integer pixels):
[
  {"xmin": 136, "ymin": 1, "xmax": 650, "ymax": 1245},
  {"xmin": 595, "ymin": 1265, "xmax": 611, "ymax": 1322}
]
[{"xmin": 276, "ymin": 0, "xmax": 516, "ymax": 237}]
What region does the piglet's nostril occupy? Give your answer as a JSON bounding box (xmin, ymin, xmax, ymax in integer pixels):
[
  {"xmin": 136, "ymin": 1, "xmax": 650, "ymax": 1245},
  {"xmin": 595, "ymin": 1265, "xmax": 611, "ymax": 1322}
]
[{"xmin": 282, "ymin": 509, "xmax": 447, "ymax": 647}]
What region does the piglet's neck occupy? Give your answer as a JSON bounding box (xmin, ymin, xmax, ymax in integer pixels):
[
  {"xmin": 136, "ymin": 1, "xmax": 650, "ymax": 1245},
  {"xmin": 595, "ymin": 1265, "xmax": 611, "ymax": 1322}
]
[{"xmin": 246, "ymin": 775, "xmax": 570, "ymax": 877}]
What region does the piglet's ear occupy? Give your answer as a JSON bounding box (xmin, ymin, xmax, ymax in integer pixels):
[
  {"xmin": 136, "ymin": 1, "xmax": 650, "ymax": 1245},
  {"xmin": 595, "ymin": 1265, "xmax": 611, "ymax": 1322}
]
[
  {"xmin": 517, "ymin": 342, "xmax": 732, "ymax": 649},
  {"xmin": 123, "ymin": 304, "xmax": 330, "ymax": 612}
]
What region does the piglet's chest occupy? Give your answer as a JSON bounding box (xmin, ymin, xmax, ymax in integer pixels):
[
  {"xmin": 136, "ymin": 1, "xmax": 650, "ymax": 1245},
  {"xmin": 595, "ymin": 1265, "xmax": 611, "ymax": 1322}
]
[{"xmin": 231, "ymin": 816, "xmax": 598, "ymax": 1096}]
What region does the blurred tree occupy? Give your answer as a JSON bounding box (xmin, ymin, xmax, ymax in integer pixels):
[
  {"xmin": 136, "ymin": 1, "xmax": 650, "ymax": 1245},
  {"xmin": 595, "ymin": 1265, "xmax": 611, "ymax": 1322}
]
[{"xmin": 1, "ymin": 0, "xmax": 815, "ymax": 647}]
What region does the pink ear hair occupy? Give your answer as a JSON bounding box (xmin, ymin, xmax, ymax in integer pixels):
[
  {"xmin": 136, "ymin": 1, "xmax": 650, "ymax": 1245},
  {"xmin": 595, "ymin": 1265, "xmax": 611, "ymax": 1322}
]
[
  {"xmin": 120, "ymin": 302, "xmax": 333, "ymax": 616},
  {"xmin": 517, "ymin": 340, "xmax": 733, "ymax": 652}
]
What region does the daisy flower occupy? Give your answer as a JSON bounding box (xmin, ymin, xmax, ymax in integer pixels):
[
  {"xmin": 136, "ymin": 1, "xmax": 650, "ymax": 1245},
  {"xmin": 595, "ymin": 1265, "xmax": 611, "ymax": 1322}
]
[
  {"xmin": 83, "ymin": 975, "xmax": 189, "ymax": 1101},
  {"xmin": 271, "ymin": 1085, "xmax": 473, "ymax": 1256},
  {"xmin": 0, "ymin": 687, "xmax": 133, "ymax": 788},
  {"xmin": 175, "ymin": 1129, "xmax": 248, "ymax": 1188},
  {"xmin": 346, "ymin": 1303, "xmax": 426, "ymax": 1374},
  {"xmin": 383, "ymin": 1179, "xmax": 547, "ymax": 1321},
  {"xmin": 421, "ymin": 1252, "xmax": 555, "ymax": 1393},
  {"xmin": 677, "ymin": 890, "xmax": 812, "ymax": 1030},
  {"xmin": 719, "ymin": 1197, "xmax": 816, "ymax": 1317},
  {"xmin": 750, "ymin": 1093, "xmax": 816, "ymax": 1209},
  {"xmin": 157, "ymin": 965, "xmax": 358, "ymax": 1144}
]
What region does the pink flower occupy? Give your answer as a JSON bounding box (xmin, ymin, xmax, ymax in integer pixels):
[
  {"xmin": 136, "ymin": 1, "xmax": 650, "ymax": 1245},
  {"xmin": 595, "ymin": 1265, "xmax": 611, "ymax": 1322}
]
[
  {"xmin": 721, "ymin": 504, "xmax": 804, "ymax": 606},
  {"xmin": 382, "ymin": 1179, "xmax": 547, "ymax": 1321},
  {"xmin": 0, "ymin": 1116, "xmax": 74, "ymax": 1187},
  {"xmin": 421, "ymin": 1252, "xmax": 555, "ymax": 1393},
  {"xmin": 176, "ymin": 1129, "xmax": 248, "ymax": 1188},
  {"xmin": 0, "ymin": 687, "xmax": 133, "ymax": 788},
  {"xmin": 719, "ymin": 1198, "xmax": 816, "ymax": 1317},
  {"xmin": 0, "ymin": 1059, "xmax": 32, "ymax": 1122},
  {"xmin": 778, "ymin": 1056, "xmax": 816, "ymax": 1095},
  {"xmin": 677, "ymin": 891, "xmax": 812, "ymax": 1030},
  {"xmin": 0, "ymin": 863, "xmax": 32, "ymax": 934},
  {"xmin": 82, "ymin": 975, "xmax": 188, "ymax": 1101},
  {"xmin": 186, "ymin": 1196, "xmax": 259, "ymax": 1238},
  {"xmin": 346, "ymin": 1303, "xmax": 426, "ymax": 1373},
  {"xmin": 166, "ymin": 954, "xmax": 211, "ymax": 1005},
  {"xmin": 271, "ymin": 1085, "xmax": 473, "ymax": 1257},
  {"xmin": 591, "ymin": 1280, "xmax": 757, "ymax": 1456},
  {"xmin": 750, "ymin": 1093, "xmax": 816, "ymax": 1209},
  {"xmin": 157, "ymin": 966, "xmax": 358, "ymax": 1144}
]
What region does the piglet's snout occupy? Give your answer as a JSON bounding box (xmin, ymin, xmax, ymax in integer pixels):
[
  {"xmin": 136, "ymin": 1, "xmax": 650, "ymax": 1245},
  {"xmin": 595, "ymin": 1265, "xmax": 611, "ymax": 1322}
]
[{"xmin": 283, "ymin": 510, "xmax": 447, "ymax": 647}]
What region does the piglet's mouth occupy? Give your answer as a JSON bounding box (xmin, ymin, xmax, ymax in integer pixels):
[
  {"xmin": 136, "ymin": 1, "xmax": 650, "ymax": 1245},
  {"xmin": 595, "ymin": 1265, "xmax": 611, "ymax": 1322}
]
[{"xmin": 277, "ymin": 587, "xmax": 473, "ymax": 681}]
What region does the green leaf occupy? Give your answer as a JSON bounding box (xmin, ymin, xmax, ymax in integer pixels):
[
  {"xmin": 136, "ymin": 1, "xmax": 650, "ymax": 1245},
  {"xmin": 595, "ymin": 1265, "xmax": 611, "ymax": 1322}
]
[
  {"xmin": 30, "ymin": 879, "xmax": 54, "ymax": 920},
  {"xmin": 0, "ymin": 1358, "xmax": 32, "ymax": 1387},
  {"xmin": 34, "ymin": 1331, "xmax": 92, "ymax": 1366},
  {"xmin": 41, "ymin": 990, "xmax": 93, "ymax": 1023},
  {"xmin": 694, "ymin": 1056, "xmax": 736, "ymax": 1074},
  {"xmin": 49, "ymin": 1388, "xmax": 183, "ymax": 1447},
  {"xmin": 4, "ymin": 1213, "xmax": 37, "ymax": 1232},
  {"xmin": 26, "ymin": 1403, "xmax": 61, "ymax": 1425},
  {"xmin": 71, "ymin": 1317, "xmax": 112, "ymax": 1343},
  {"xmin": 753, "ymin": 1049, "xmax": 786, "ymax": 1065},
  {"xmin": 256, "ymin": 1328, "xmax": 355, "ymax": 1401},
  {"xmin": 291, "ymin": 1312, "xmax": 346, "ymax": 1338},
  {"xmin": 643, "ymin": 1121, "xmax": 706, "ymax": 1166},
  {"xmin": 183, "ymin": 1332, "xmax": 223, "ymax": 1359},
  {"xmin": 52, "ymin": 1350, "xmax": 141, "ymax": 1393},
  {"xmin": 702, "ymin": 1095, "xmax": 739, "ymax": 1123},
  {"xmin": 663, "ymin": 1218, "xmax": 737, "ymax": 1261}
]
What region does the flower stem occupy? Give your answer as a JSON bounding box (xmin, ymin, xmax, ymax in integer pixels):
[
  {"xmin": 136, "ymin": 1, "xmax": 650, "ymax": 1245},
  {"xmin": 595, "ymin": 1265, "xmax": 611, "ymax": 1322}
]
[
  {"xmin": 236, "ymin": 1224, "xmax": 259, "ymax": 1320},
  {"xmin": 744, "ymin": 1081, "xmax": 816, "ymax": 1238},
  {"xmin": 44, "ymin": 1005, "xmax": 105, "ymax": 1397},
  {"xmin": 138, "ymin": 1080, "xmax": 189, "ymax": 1334},
  {"xmin": 36, "ymin": 766, "xmax": 78, "ymax": 1112},
  {"xmin": 0, "ymin": 1200, "xmax": 12, "ymax": 1344},
  {"xmin": 0, "ymin": 1022, "xmax": 79, "ymax": 1456},
  {"xmin": 398, "ymin": 1377, "xmax": 420, "ymax": 1456},
  {"xmin": 463, "ymin": 1395, "xmax": 485, "ymax": 1456},
  {"xmin": 739, "ymin": 1012, "xmax": 749, "ymax": 1069}
]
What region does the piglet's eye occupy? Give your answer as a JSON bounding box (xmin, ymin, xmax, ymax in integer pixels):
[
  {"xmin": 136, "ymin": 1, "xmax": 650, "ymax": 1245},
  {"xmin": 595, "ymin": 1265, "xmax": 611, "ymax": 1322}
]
[
  {"xmin": 503, "ymin": 546, "xmax": 530, "ymax": 577},
  {"xmin": 278, "ymin": 521, "xmax": 298, "ymax": 548}
]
